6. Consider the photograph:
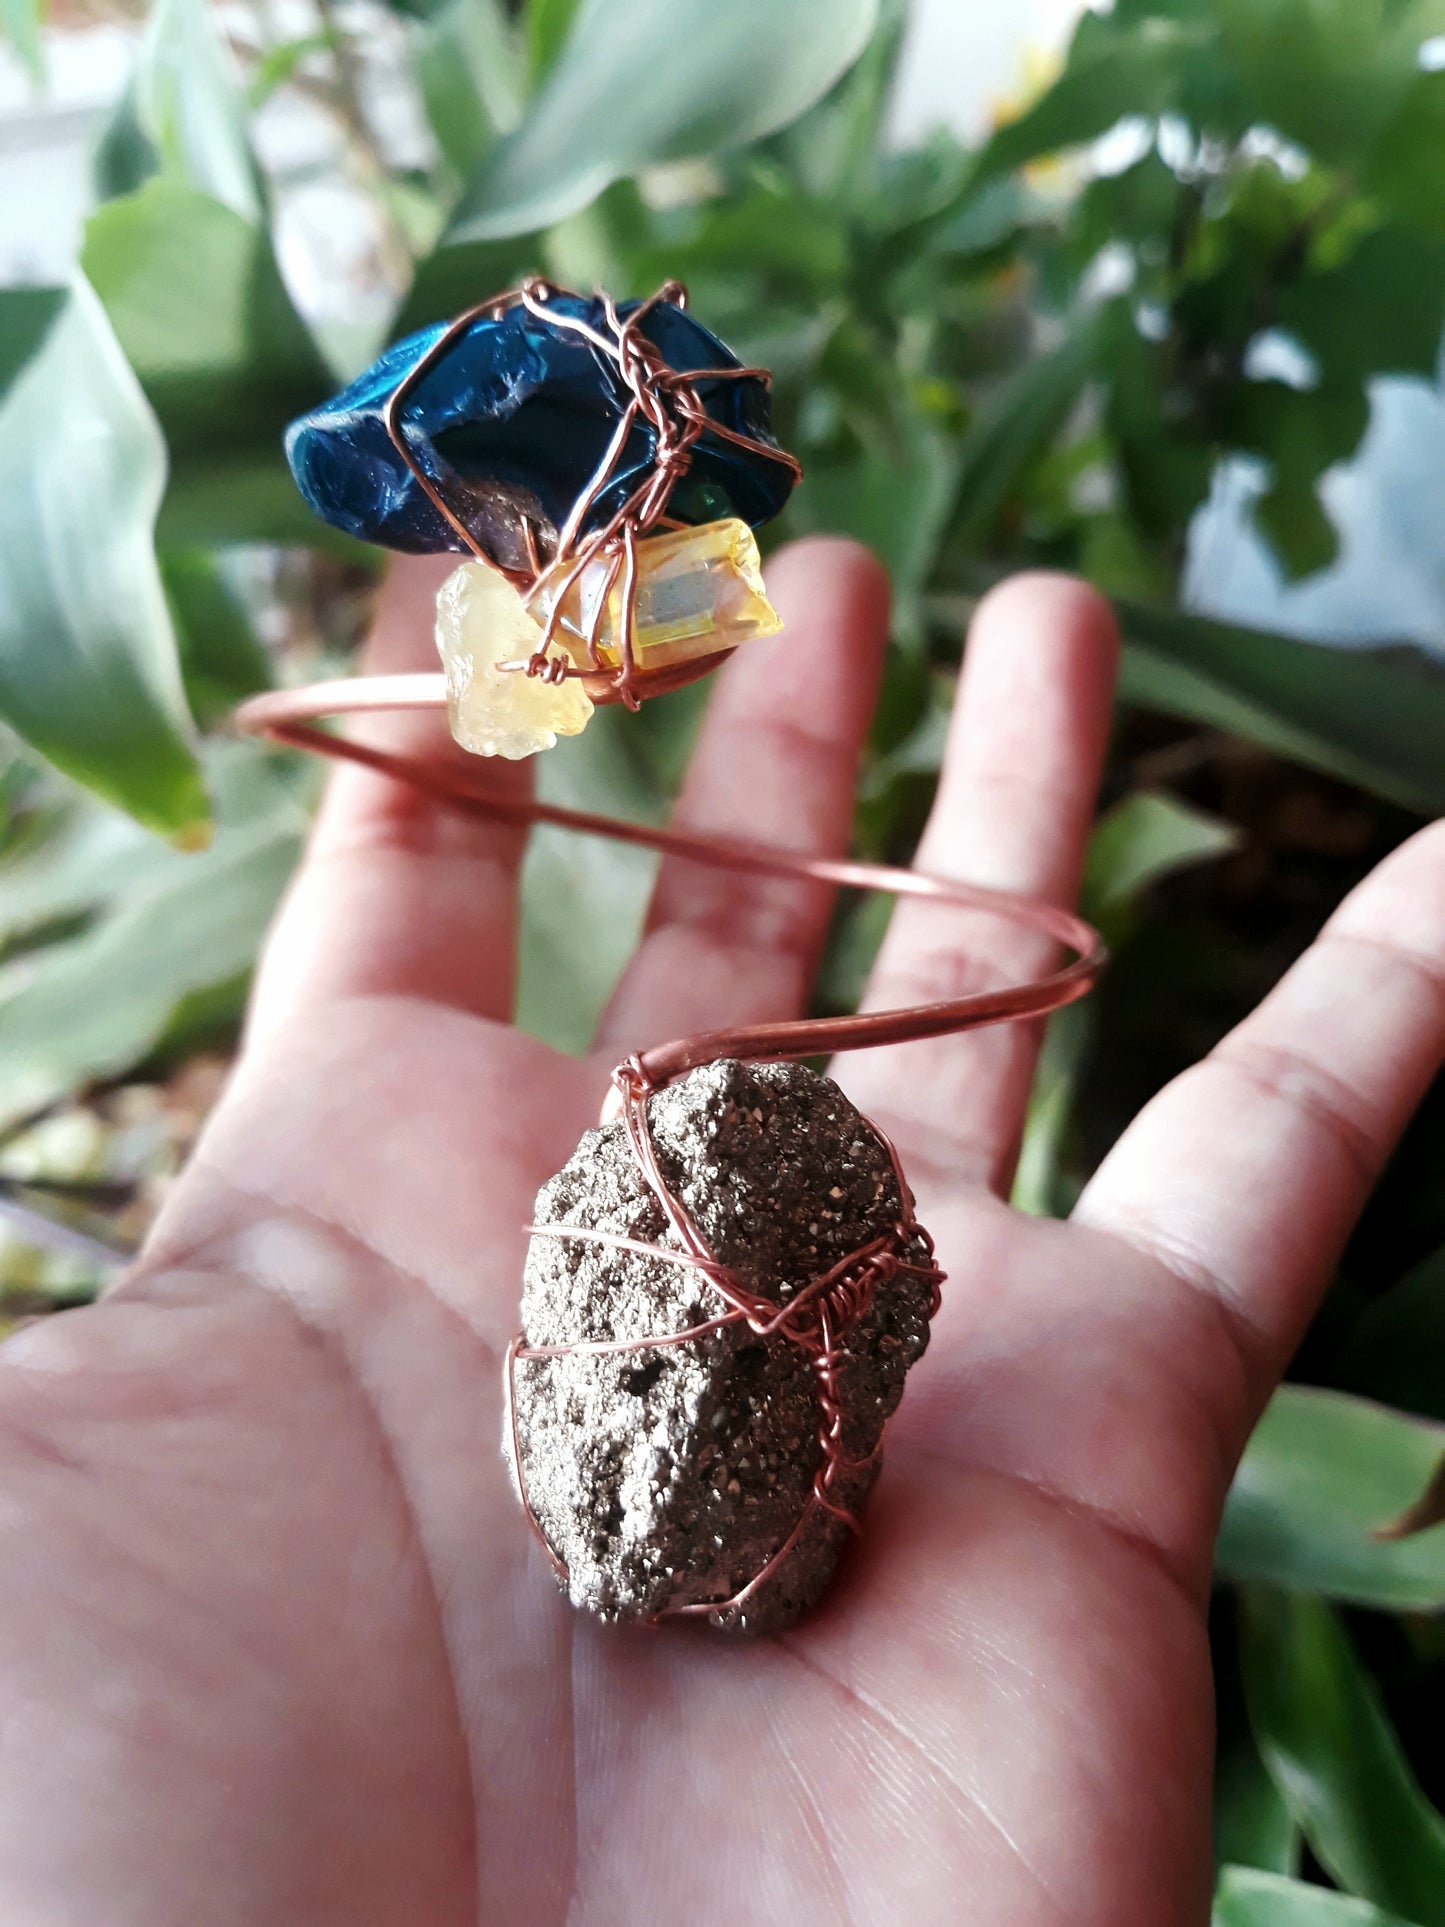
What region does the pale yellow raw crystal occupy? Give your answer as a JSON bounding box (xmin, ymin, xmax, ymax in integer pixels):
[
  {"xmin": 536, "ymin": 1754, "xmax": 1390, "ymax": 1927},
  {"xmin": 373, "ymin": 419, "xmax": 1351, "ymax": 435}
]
[
  {"xmin": 537, "ymin": 517, "xmax": 782, "ymax": 672},
  {"xmin": 435, "ymin": 561, "xmax": 593, "ymax": 759}
]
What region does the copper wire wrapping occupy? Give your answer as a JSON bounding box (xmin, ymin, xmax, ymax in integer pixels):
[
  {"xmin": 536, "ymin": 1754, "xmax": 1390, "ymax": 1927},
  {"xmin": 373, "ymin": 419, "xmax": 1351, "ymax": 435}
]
[
  {"xmin": 506, "ymin": 1057, "xmax": 945, "ymax": 1627},
  {"xmin": 381, "ymin": 277, "xmax": 802, "ymax": 710},
  {"xmin": 234, "ymin": 694, "xmax": 1106, "ymax": 1622}
]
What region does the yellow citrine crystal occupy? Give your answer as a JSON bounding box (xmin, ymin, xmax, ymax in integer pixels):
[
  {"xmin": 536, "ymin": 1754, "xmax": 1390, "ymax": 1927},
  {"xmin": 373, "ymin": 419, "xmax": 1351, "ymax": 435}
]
[
  {"xmin": 538, "ymin": 517, "xmax": 782, "ymax": 672},
  {"xmin": 435, "ymin": 561, "xmax": 594, "ymax": 759}
]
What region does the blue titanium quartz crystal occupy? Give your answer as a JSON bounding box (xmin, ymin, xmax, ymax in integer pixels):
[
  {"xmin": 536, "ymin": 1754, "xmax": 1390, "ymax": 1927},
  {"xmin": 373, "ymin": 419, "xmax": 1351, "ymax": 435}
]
[{"xmin": 285, "ymin": 292, "xmax": 796, "ymax": 572}]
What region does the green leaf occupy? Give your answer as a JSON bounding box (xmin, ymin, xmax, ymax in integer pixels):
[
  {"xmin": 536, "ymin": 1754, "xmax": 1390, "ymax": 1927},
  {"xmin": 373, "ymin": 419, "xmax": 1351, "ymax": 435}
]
[
  {"xmin": 81, "ymin": 180, "xmax": 332, "ymax": 549},
  {"xmin": 416, "ymin": 0, "xmax": 523, "ymax": 182},
  {"xmin": 445, "ymin": 0, "xmax": 880, "ymax": 242},
  {"xmin": 1215, "ymin": 1693, "xmax": 1301, "ymax": 1876},
  {"xmin": 1116, "ymin": 601, "xmax": 1445, "ymax": 815},
  {"xmin": 394, "ymin": 233, "xmax": 546, "ymax": 338},
  {"xmin": 1239, "ymin": 1587, "xmax": 1445, "ymax": 1923},
  {"xmin": 82, "ymin": 180, "xmax": 325, "ymax": 449},
  {"xmin": 1344, "ymin": 1247, "xmax": 1445, "ymax": 1422},
  {"xmin": 1081, "ymin": 790, "xmax": 1237, "ymax": 939},
  {"xmin": 93, "ymin": 0, "xmax": 260, "ymax": 218},
  {"xmin": 1280, "ymin": 229, "xmax": 1445, "ymax": 386},
  {"xmin": 1251, "ymin": 478, "xmax": 1341, "ymax": 581},
  {"xmin": 977, "ymin": 13, "xmax": 1214, "ymax": 177},
  {"xmin": 0, "ymin": 765, "xmax": 192, "ymax": 952},
  {"xmin": 0, "ymin": 0, "xmax": 43, "ymax": 84},
  {"xmin": 1214, "ymin": 0, "xmax": 1426, "ymax": 173},
  {"xmin": 0, "ymin": 286, "xmax": 66, "ymax": 403},
  {"xmin": 765, "ymin": 0, "xmax": 907, "ymax": 206},
  {"xmin": 1214, "ymin": 1866, "xmax": 1423, "ymax": 1927},
  {"xmin": 1219, "ymin": 1387, "xmax": 1445, "ymax": 1610},
  {"xmin": 0, "ymin": 282, "xmax": 207, "ymax": 840},
  {"xmin": 525, "ymin": 0, "xmax": 582, "ymax": 83},
  {"xmin": 1011, "ymin": 1000, "xmax": 1094, "ymax": 1219},
  {"xmin": 947, "ymin": 317, "xmax": 1104, "ymax": 555},
  {"xmin": 161, "ymin": 550, "xmax": 273, "ymax": 730},
  {"xmin": 790, "ymin": 402, "xmax": 959, "ymax": 617},
  {"xmin": 248, "ymin": 31, "xmax": 338, "ymax": 110},
  {"xmin": 0, "ymin": 747, "xmax": 305, "ymax": 1134}
]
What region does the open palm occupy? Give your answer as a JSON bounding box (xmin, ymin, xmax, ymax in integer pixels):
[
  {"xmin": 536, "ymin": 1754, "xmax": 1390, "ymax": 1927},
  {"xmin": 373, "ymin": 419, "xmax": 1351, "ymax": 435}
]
[{"xmin": 3, "ymin": 543, "xmax": 1442, "ymax": 1926}]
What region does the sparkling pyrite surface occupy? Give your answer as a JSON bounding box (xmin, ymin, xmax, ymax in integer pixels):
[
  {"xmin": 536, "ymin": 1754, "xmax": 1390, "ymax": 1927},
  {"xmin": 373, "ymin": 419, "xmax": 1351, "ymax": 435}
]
[
  {"xmin": 285, "ymin": 294, "xmax": 795, "ymax": 570},
  {"xmin": 508, "ymin": 1059, "xmax": 936, "ymax": 1635}
]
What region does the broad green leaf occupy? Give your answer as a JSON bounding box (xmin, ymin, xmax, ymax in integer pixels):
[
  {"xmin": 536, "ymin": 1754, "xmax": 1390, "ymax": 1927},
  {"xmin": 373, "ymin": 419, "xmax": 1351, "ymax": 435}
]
[
  {"xmin": 1225, "ymin": 378, "xmax": 1371, "ymax": 581},
  {"xmin": 1219, "ymin": 1387, "xmax": 1445, "ymax": 1610},
  {"xmin": 1344, "ymin": 1247, "xmax": 1445, "ymax": 1422},
  {"xmin": 1214, "ymin": 1866, "xmax": 1422, "ymax": 1927},
  {"xmin": 0, "ymin": 792, "xmax": 176, "ymax": 950},
  {"xmin": 947, "ymin": 317, "xmax": 1104, "ymax": 555},
  {"xmin": 445, "ymin": 0, "xmax": 880, "ymax": 242},
  {"xmin": 1280, "ymin": 229, "xmax": 1445, "ymax": 386},
  {"xmin": 93, "ymin": 0, "xmax": 260, "ymax": 218},
  {"xmin": 1251, "ymin": 478, "xmax": 1341, "ymax": 582},
  {"xmin": 82, "ymin": 180, "xmax": 325, "ymax": 449},
  {"xmin": 1240, "ymin": 1588, "xmax": 1445, "ymax": 1923},
  {"xmin": 1368, "ymin": 71, "xmax": 1445, "ymax": 231},
  {"xmin": 1011, "ymin": 1000, "xmax": 1093, "ymax": 1219},
  {"xmin": 1081, "ymin": 790, "xmax": 1238, "ymax": 933},
  {"xmin": 766, "ymin": 0, "xmax": 907, "ymax": 206},
  {"xmin": 1214, "ymin": 0, "xmax": 1427, "ymax": 172},
  {"xmin": 0, "ymin": 282, "xmax": 206, "ymax": 839},
  {"xmin": 416, "ymin": 0, "xmax": 523, "ymax": 183},
  {"xmin": 161, "ymin": 550, "xmax": 273, "ymax": 729},
  {"xmin": 81, "ymin": 181, "xmax": 332, "ymax": 549},
  {"xmin": 0, "ymin": 286, "xmax": 65, "ymax": 402},
  {"xmin": 790, "ymin": 404, "xmax": 959, "ymax": 619},
  {"xmin": 1116, "ymin": 601, "xmax": 1445, "ymax": 815},
  {"xmin": 1215, "ymin": 1699, "xmax": 1301, "ymax": 1876},
  {"xmin": 395, "ymin": 234, "xmax": 547, "ymax": 338},
  {"xmin": 525, "ymin": 0, "xmax": 582, "ymax": 83},
  {"xmin": 0, "ymin": 747, "xmax": 305, "ymax": 1134},
  {"xmin": 0, "ymin": 0, "xmax": 42, "ymax": 83}
]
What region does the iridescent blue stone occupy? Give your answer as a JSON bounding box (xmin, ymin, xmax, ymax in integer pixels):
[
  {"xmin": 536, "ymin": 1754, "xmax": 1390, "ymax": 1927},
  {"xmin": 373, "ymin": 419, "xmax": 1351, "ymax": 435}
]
[{"xmin": 285, "ymin": 294, "xmax": 794, "ymax": 571}]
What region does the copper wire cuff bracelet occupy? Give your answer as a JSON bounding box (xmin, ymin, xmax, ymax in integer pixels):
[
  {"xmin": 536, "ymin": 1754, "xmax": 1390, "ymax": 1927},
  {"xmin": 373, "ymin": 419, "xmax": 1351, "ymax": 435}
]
[
  {"xmin": 235, "ymin": 680, "xmax": 1106, "ymax": 1625},
  {"xmin": 235, "ymin": 677, "xmax": 1105, "ymax": 1086}
]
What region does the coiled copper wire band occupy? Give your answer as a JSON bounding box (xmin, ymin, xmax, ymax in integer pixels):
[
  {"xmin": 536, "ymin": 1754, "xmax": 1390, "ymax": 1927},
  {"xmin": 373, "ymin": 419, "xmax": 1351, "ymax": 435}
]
[{"xmin": 235, "ymin": 679, "xmax": 1105, "ymax": 1625}]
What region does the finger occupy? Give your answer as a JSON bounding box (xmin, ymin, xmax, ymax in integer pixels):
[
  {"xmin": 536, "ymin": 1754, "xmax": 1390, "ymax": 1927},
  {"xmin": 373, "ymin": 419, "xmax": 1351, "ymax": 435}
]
[
  {"xmin": 1075, "ymin": 819, "xmax": 1445, "ymax": 1445},
  {"xmin": 594, "ymin": 537, "xmax": 891, "ymax": 1051},
  {"xmin": 248, "ymin": 556, "xmax": 531, "ymax": 1043},
  {"xmin": 843, "ymin": 574, "xmax": 1118, "ymax": 1194}
]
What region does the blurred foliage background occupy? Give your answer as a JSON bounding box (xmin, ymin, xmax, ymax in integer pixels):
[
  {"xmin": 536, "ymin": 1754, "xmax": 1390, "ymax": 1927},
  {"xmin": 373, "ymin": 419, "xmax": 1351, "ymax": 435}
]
[{"xmin": 3, "ymin": 0, "xmax": 1445, "ymax": 1916}]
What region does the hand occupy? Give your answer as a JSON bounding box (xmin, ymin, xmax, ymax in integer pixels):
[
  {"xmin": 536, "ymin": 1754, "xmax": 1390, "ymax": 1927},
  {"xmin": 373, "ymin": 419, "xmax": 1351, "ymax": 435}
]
[{"xmin": 2, "ymin": 543, "xmax": 1442, "ymax": 1927}]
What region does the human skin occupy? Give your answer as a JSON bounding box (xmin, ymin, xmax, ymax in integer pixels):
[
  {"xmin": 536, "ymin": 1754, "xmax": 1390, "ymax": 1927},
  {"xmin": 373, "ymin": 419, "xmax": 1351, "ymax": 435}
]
[{"xmin": 1, "ymin": 542, "xmax": 1442, "ymax": 1925}]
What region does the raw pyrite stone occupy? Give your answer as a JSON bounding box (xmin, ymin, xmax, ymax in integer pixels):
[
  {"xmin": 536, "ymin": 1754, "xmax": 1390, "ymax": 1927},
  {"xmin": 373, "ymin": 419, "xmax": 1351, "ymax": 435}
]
[{"xmin": 507, "ymin": 1059, "xmax": 938, "ymax": 1634}]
